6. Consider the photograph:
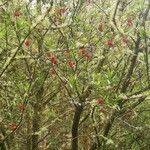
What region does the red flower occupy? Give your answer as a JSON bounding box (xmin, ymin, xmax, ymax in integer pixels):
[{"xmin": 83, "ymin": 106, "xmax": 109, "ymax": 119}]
[
  {"xmin": 14, "ymin": 11, "xmax": 21, "ymax": 17},
  {"xmin": 9, "ymin": 123, "xmax": 17, "ymax": 130},
  {"xmin": 127, "ymin": 19, "xmax": 132, "ymax": 27},
  {"xmin": 47, "ymin": 53, "xmax": 58, "ymax": 65},
  {"xmin": 24, "ymin": 39, "xmax": 31, "ymax": 47},
  {"xmin": 67, "ymin": 60, "xmax": 76, "ymax": 68},
  {"xmin": 97, "ymin": 97, "xmax": 104, "ymax": 105},
  {"xmin": 101, "ymin": 107, "xmax": 106, "ymax": 113},
  {"xmin": 79, "ymin": 47, "xmax": 86, "ymax": 55},
  {"xmin": 122, "ymin": 36, "xmax": 129, "ymax": 44},
  {"xmin": 79, "ymin": 47, "xmax": 93, "ymax": 60},
  {"xmin": 107, "ymin": 39, "xmax": 114, "ymax": 48},
  {"xmin": 51, "ymin": 57, "xmax": 58, "ymax": 65}
]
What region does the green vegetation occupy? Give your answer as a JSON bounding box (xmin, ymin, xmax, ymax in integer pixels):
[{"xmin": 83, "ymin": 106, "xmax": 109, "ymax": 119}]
[{"xmin": 0, "ymin": 0, "xmax": 150, "ymax": 149}]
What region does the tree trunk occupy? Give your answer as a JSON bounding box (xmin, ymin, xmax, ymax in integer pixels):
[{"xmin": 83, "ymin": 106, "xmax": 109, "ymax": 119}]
[
  {"xmin": 31, "ymin": 106, "xmax": 40, "ymax": 150},
  {"xmin": 71, "ymin": 106, "xmax": 83, "ymax": 150}
]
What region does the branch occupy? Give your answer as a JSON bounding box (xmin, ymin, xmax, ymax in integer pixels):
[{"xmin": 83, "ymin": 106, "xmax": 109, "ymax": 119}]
[{"xmin": 0, "ymin": 3, "xmax": 53, "ymax": 78}]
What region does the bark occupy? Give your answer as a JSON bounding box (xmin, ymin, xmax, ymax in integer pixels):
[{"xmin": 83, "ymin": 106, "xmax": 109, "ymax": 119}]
[
  {"xmin": 71, "ymin": 105, "xmax": 83, "ymax": 150},
  {"xmin": 31, "ymin": 105, "xmax": 40, "ymax": 150},
  {"xmin": 26, "ymin": 112, "xmax": 32, "ymax": 150},
  {"xmin": 71, "ymin": 85, "xmax": 93, "ymax": 150}
]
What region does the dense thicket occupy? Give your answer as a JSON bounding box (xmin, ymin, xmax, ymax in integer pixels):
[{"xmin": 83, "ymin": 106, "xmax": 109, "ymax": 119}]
[{"xmin": 0, "ymin": 0, "xmax": 150, "ymax": 150}]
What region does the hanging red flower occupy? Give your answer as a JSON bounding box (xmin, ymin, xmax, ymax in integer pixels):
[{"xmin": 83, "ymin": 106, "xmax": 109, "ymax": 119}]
[
  {"xmin": 101, "ymin": 107, "xmax": 106, "ymax": 113},
  {"xmin": 24, "ymin": 39, "xmax": 31, "ymax": 47},
  {"xmin": 14, "ymin": 11, "xmax": 21, "ymax": 17},
  {"xmin": 122, "ymin": 36, "xmax": 129, "ymax": 44},
  {"xmin": 79, "ymin": 47, "xmax": 93, "ymax": 60},
  {"xmin": 97, "ymin": 97, "xmax": 104, "ymax": 105},
  {"xmin": 66, "ymin": 60, "xmax": 76, "ymax": 68},
  {"xmin": 9, "ymin": 123, "xmax": 17, "ymax": 130},
  {"xmin": 47, "ymin": 53, "xmax": 58, "ymax": 65},
  {"xmin": 107, "ymin": 39, "xmax": 114, "ymax": 48},
  {"xmin": 127, "ymin": 19, "xmax": 133, "ymax": 27}
]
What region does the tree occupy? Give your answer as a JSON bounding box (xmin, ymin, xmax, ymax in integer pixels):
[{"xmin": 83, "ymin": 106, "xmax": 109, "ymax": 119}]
[{"xmin": 0, "ymin": 0, "xmax": 150, "ymax": 149}]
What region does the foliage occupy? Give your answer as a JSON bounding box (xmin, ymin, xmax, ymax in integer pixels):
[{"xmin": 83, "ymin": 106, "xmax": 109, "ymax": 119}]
[{"xmin": 0, "ymin": 0, "xmax": 150, "ymax": 150}]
